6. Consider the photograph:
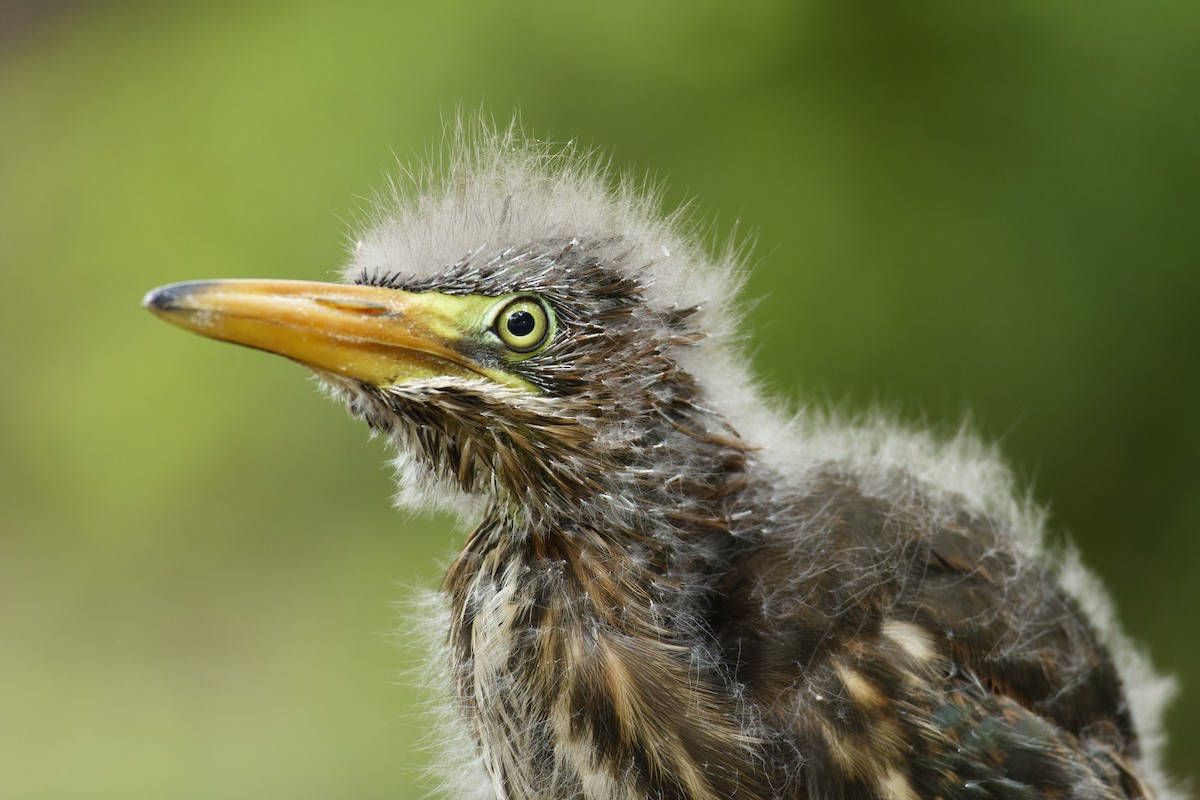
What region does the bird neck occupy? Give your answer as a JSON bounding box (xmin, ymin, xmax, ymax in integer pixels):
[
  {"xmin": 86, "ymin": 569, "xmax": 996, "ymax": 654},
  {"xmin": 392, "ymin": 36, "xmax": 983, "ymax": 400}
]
[
  {"xmin": 346, "ymin": 357, "xmax": 777, "ymax": 631},
  {"xmin": 440, "ymin": 372, "xmax": 772, "ymax": 655}
]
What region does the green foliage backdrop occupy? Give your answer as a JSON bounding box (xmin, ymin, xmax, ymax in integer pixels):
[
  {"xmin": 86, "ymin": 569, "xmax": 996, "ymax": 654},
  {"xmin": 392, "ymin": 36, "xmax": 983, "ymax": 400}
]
[{"xmin": 2, "ymin": 2, "xmax": 1196, "ymax": 796}]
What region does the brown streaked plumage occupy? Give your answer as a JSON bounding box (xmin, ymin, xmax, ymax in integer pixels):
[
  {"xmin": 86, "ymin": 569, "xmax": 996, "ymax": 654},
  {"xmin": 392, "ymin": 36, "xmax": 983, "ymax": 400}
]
[{"xmin": 144, "ymin": 120, "xmax": 1179, "ymax": 799}]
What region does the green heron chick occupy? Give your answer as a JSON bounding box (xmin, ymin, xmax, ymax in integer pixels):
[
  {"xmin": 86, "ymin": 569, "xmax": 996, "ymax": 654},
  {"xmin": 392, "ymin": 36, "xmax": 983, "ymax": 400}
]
[{"xmin": 145, "ymin": 124, "xmax": 1178, "ymax": 800}]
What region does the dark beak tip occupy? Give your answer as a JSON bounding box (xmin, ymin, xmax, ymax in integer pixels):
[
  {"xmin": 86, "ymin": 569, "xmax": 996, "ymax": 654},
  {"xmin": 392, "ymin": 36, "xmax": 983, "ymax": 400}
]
[
  {"xmin": 142, "ymin": 287, "xmax": 168, "ymax": 311},
  {"xmin": 143, "ymin": 281, "xmax": 214, "ymax": 312}
]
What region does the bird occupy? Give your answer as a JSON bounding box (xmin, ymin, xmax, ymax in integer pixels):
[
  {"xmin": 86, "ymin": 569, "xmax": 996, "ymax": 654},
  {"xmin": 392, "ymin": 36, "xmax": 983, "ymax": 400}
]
[{"xmin": 144, "ymin": 120, "xmax": 1179, "ymax": 800}]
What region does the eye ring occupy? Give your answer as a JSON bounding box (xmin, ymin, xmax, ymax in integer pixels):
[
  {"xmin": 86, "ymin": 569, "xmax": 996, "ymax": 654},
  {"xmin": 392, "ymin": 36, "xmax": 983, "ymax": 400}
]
[{"xmin": 492, "ymin": 295, "xmax": 554, "ymax": 354}]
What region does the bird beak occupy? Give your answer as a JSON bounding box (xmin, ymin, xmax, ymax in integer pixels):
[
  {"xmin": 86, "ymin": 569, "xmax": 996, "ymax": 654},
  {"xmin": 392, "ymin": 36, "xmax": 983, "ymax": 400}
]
[{"xmin": 143, "ymin": 279, "xmax": 511, "ymax": 388}]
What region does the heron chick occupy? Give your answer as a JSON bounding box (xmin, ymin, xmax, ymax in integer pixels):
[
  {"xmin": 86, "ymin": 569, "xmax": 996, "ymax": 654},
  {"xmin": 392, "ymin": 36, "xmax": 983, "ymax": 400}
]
[{"xmin": 145, "ymin": 122, "xmax": 1178, "ymax": 799}]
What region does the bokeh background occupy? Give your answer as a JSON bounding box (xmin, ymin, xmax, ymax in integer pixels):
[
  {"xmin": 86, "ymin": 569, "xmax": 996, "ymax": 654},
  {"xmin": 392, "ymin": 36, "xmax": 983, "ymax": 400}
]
[{"xmin": 2, "ymin": 2, "xmax": 1197, "ymax": 797}]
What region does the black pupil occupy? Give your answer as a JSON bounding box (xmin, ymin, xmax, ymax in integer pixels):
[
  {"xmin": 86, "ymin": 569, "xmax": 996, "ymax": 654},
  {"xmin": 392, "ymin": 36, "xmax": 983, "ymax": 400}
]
[{"xmin": 507, "ymin": 310, "xmax": 537, "ymax": 338}]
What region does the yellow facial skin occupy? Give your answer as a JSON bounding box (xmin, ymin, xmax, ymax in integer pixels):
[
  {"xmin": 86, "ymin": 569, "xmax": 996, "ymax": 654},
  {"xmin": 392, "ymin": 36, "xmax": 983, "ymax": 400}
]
[{"xmin": 143, "ymin": 279, "xmax": 554, "ymax": 393}]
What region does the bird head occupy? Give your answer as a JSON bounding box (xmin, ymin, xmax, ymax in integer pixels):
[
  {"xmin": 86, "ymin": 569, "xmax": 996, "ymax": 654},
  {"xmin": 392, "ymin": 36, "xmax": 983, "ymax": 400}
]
[{"xmin": 144, "ymin": 123, "xmax": 757, "ymax": 524}]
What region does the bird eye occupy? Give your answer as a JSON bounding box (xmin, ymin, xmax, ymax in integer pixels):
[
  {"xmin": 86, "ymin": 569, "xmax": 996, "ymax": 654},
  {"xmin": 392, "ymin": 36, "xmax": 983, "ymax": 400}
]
[{"xmin": 492, "ymin": 296, "xmax": 553, "ymax": 354}]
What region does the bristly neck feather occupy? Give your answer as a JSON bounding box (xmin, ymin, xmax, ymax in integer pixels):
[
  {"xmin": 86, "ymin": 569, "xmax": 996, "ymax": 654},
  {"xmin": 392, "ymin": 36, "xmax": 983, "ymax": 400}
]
[{"xmin": 346, "ymin": 350, "xmax": 769, "ymax": 554}]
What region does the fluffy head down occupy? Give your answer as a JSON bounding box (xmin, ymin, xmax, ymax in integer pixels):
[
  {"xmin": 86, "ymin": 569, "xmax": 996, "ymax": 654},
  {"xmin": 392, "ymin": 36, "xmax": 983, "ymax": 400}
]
[
  {"xmin": 348, "ymin": 120, "xmax": 743, "ymax": 338},
  {"xmin": 338, "ymin": 119, "xmax": 1179, "ymax": 799}
]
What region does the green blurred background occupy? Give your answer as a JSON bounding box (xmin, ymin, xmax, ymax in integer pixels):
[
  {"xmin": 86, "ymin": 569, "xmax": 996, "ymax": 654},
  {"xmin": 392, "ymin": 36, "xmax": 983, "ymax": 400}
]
[{"xmin": 2, "ymin": 1, "xmax": 1197, "ymax": 796}]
